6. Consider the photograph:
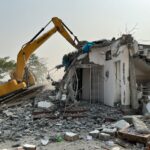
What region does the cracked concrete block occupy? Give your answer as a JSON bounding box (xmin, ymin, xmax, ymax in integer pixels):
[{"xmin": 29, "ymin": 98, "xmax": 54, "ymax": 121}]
[
  {"xmin": 89, "ymin": 129, "xmax": 99, "ymax": 138},
  {"xmin": 99, "ymin": 133, "xmax": 111, "ymax": 141},
  {"xmin": 102, "ymin": 128, "xmax": 117, "ymax": 136},
  {"xmin": 37, "ymin": 101, "xmax": 53, "ymax": 109},
  {"xmin": 123, "ymin": 115, "xmax": 142, "ymax": 124},
  {"xmin": 113, "ymin": 120, "xmax": 130, "ymax": 130},
  {"xmin": 132, "ymin": 117, "xmax": 150, "ymax": 134},
  {"xmin": 64, "ymin": 132, "xmax": 79, "ymax": 141}
]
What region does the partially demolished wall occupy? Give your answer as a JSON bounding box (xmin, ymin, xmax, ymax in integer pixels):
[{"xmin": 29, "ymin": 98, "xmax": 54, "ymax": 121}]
[{"xmin": 54, "ymin": 34, "xmax": 150, "ymax": 113}]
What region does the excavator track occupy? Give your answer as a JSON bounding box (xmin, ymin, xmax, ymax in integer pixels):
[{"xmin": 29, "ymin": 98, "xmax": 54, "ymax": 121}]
[{"xmin": 0, "ymin": 85, "xmax": 45, "ymax": 105}]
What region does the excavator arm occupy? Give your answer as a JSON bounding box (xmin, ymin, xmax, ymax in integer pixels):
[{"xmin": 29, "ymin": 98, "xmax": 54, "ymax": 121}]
[
  {"xmin": 0, "ymin": 17, "xmax": 79, "ymax": 97},
  {"xmin": 15, "ymin": 17, "xmax": 79, "ymax": 82}
]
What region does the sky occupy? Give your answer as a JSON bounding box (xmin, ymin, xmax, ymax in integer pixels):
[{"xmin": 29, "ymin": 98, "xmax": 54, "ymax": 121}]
[{"xmin": 0, "ymin": 0, "xmax": 150, "ymax": 75}]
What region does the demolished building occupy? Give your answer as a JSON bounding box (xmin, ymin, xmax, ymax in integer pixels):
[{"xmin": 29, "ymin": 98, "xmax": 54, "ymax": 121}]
[
  {"xmin": 56, "ymin": 34, "xmax": 150, "ymax": 113},
  {"xmin": 1, "ymin": 34, "xmax": 150, "ymax": 149}
]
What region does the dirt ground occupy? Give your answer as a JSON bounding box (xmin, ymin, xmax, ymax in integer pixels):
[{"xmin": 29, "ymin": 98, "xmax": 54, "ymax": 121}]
[
  {"xmin": 0, "ymin": 86, "xmax": 143, "ymax": 150},
  {"xmin": 0, "ymin": 138, "xmax": 127, "ymax": 150}
]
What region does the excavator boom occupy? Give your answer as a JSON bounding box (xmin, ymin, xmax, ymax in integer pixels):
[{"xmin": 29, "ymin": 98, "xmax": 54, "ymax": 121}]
[{"xmin": 0, "ymin": 17, "xmax": 79, "ymax": 97}]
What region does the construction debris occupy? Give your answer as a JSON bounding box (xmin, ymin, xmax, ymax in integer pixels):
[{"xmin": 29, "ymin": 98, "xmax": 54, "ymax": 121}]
[
  {"xmin": 64, "ymin": 132, "xmax": 79, "ymax": 141},
  {"xmin": 113, "ymin": 120, "xmax": 130, "ymax": 130},
  {"xmin": 37, "ymin": 101, "xmax": 54, "ymax": 109},
  {"xmin": 132, "ymin": 117, "xmax": 150, "ymax": 134},
  {"xmin": 1, "ymin": 34, "xmax": 150, "ymax": 149},
  {"xmin": 86, "ymin": 135, "xmax": 92, "ymax": 141},
  {"xmin": 40, "ymin": 137, "xmax": 49, "ymax": 146},
  {"xmin": 118, "ymin": 126, "xmax": 150, "ymax": 144},
  {"xmin": 89, "ymin": 129, "xmax": 99, "ymax": 138},
  {"xmin": 123, "ymin": 115, "xmax": 143, "ymax": 124},
  {"xmin": 23, "ymin": 144, "xmax": 36, "ymax": 150},
  {"xmin": 3, "ymin": 110, "xmax": 14, "ymax": 117},
  {"xmin": 0, "ymin": 88, "xmax": 149, "ymax": 149},
  {"xmin": 99, "ymin": 133, "xmax": 111, "ymax": 141},
  {"xmin": 102, "ymin": 128, "xmax": 117, "ymax": 136}
]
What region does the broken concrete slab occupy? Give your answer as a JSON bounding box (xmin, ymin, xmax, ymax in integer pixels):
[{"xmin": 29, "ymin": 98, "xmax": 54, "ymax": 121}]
[
  {"xmin": 37, "ymin": 101, "xmax": 54, "ymax": 109},
  {"xmin": 89, "ymin": 129, "xmax": 99, "ymax": 138},
  {"xmin": 102, "ymin": 128, "xmax": 117, "ymax": 136},
  {"xmin": 99, "ymin": 133, "xmax": 111, "ymax": 141},
  {"xmin": 3, "ymin": 110, "xmax": 14, "ymax": 117},
  {"xmin": 64, "ymin": 132, "xmax": 79, "ymax": 141},
  {"xmin": 113, "ymin": 120, "xmax": 130, "ymax": 130},
  {"xmin": 115, "ymin": 138, "xmax": 130, "ymax": 148},
  {"xmin": 118, "ymin": 126, "xmax": 150, "ymax": 144},
  {"xmin": 40, "ymin": 138, "xmax": 49, "ymax": 146},
  {"xmin": 123, "ymin": 115, "xmax": 143, "ymax": 124},
  {"xmin": 132, "ymin": 117, "xmax": 150, "ymax": 134},
  {"xmin": 86, "ymin": 135, "xmax": 93, "ymax": 141}
]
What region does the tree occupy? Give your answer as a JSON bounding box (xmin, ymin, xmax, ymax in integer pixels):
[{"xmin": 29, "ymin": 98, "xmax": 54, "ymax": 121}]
[
  {"xmin": 28, "ymin": 54, "xmax": 48, "ymax": 83},
  {"xmin": 0, "ymin": 57, "xmax": 16, "ymax": 80}
]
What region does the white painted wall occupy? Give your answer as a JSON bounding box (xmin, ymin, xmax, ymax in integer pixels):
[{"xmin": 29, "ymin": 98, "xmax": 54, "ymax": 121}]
[
  {"xmin": 104, "ymin": 60, "xmax": 116, "ymax": 106},
  {"xmin": 105, "ymin": 44, "xmax": 130, "ymax": 106},
  {"xmin": 89, "ymin": 48, "xmax": 105, "ymax": 65},
  {"xmin": 89, "ymin": 41, "xmax": 131, "ymax": 107}
]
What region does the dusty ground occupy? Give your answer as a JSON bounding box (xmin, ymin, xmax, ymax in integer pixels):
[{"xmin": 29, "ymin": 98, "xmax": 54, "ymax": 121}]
[
  {"xmin": 0, "ymin": 138, "xmax": 127, "ymax": 150},
  {"xmin": 0, "ymin": 85, "xmax": 145, "ymax": 150}
]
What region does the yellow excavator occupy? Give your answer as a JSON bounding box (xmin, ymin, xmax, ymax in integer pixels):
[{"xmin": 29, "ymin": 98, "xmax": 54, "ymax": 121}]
[{"xmin": 0, "ymin": 17, "xmax": 80, "ymax": 97}]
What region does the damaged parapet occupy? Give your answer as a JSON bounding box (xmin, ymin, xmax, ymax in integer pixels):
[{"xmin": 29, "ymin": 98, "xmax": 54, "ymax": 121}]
[{"xmin": 54, "ymin": 34, "xmax": 150, "ymax": 113}]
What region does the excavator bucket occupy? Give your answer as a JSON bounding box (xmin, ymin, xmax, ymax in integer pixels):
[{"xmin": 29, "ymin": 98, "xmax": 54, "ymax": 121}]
[{"xmin": 0, "ymin": 80, "xmax": 26, "ymax": 97}]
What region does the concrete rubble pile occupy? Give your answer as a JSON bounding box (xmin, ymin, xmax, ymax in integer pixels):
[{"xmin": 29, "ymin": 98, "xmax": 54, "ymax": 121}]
[
  {"xmin": 0, "ymin": 88, "xmax": 122, "ymax": 138},
  {"xmin": 1, "ymin": 34, "xmax": 150, "ymax": 149},
  {"xmin": 0, "ymin": 88, "xmax": 150, "ymax": 150}
]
